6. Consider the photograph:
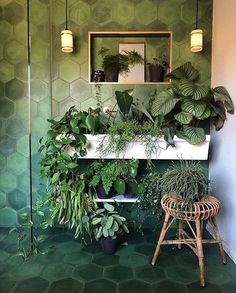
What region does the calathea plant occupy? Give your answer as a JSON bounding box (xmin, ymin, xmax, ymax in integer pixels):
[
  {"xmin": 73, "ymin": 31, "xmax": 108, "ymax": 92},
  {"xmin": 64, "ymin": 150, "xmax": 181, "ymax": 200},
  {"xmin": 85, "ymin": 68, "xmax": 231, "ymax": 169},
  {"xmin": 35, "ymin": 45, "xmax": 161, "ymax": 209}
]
[{"xmin": 150, "ymin": 62, "xmax": 234, "ymax": 145}]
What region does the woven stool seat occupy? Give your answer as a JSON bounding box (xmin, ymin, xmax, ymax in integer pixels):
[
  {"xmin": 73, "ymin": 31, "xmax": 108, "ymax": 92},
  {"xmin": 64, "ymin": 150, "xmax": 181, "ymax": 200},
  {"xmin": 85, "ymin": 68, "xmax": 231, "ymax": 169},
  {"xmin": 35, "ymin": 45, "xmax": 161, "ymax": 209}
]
[{"xmin": 161, "ymin": 194, "xmax": 221, "ymax": 221}]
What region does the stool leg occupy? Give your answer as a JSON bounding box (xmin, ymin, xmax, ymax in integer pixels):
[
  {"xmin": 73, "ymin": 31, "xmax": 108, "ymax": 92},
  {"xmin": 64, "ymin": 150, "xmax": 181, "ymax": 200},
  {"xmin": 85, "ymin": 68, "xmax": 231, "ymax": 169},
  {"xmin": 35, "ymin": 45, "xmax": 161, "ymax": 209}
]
[
  {"xmin": 178, "ymin": 220, "xmax": 183, "ymax": 249},
  {"xmin": 195, "ymin": 219, "xmax": 205, "ymax": 287},
  {"xmin": 151, "ymin": 212, "xmax": 171, "ymax": 266},
  {"xmin": 209, "ymin": 217, "xmax": 227, "ymax": 264}
]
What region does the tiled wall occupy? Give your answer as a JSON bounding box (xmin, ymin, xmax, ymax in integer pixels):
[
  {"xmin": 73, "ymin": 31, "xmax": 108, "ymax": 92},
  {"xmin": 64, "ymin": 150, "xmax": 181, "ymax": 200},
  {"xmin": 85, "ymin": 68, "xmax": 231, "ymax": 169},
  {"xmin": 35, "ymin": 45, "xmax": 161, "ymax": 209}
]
[{"xmin": 0, "ymin": 0, "xmax": 213, "ymax": 226}]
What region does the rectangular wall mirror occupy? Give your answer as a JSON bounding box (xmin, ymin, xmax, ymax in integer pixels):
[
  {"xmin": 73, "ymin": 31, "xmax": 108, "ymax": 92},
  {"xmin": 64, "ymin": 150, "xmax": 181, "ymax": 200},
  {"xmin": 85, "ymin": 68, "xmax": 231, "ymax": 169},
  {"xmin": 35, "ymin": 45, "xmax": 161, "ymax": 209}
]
[{"xmin": 88, "ymin": 31, "xmax": 172, "ymax": 84}]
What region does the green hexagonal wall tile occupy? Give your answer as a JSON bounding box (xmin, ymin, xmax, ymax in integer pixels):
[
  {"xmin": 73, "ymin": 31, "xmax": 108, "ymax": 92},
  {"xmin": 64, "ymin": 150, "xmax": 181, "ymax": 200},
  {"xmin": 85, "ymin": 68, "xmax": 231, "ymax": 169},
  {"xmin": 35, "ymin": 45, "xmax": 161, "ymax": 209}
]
[
  {"xmin": 14, "ymin": 20, "xmax": 27, "ymax": 46},
  {"xmin": 4, "ymin": 1, "xmax": 25, "ymax": 25},
  {"xmin": 181, "ymin": 1, "xmax": 206, "ymax": 25},
  {"xmin": 15, "ymin": 61, "xmax": 28, "ymax": 82},
  {"xmin": 135, "ymin": 0, "xmax": 157, "ymax": 25},
  {"xmin": 0, "ymin": 60, "xmax": 14, "ymax": 83},
  {"xmin": 52, "ymin": 78, "xmax": 70, "ymax": 102},
  {"xmin": 0, "ymin": 154, "xmax": 6, "ymax": 170},
  {"xmin": 59, "ymin": 59, "xmax": 80, "ymax": 83},
  {"xmin": 38, "ymin": 97, "xmax": 51, "ymax": 119},
  {"xmin": 59, "ymin": 97, "xmax": 79, "ymax": 116},
  {"xmin": 0, "ymin": 135, "xmax": 17, "ymax": 157},
  {"xmin": 70, "ymin": 1, "xmax": 90, "ymax": 25},
  {"xmin": 6, "ymin": 118, "xmax": 27, "ymax": 139},
  {"xmin": 7, "ymin": 152, "xmax": 28, "ymax": 175},
  {"xmin": 113, "ymin": 1, "xmax": 135, "ymax": 25},
  {"xmin": 52, "ymin": 0, "xmax": 65, "ymax": 26},
  {"xmin": 0, "ymin": 20, "xmax": 13, "ymax": 43},
  {"xmin": 158, "ymin": 0, "xmax": 181, "ymax": 25},
  {"xmin": 31, "ymin": 79, "xmax": 49, "ymax": 102},
  {"xmin": 29, "ymin": 0, "xmax": 48, "ymax": 25},
  {"xmin": 0, "ymin": 206, "xmax": 17, "ymax": 226},
  {"xmin": 0, "ymin": 190, "xmax": 7, "ymax": 209},
  {"xmin": 4, "ymin": 40, "xmax": 26, "ymax": 65},
  {"xmin": 70, "ymin": 79, "xmax": 92, "ymax": 101},
  {"xmin": 0, "ymin": 171, "xmax": 17, "ymax": 193},
  {"xmin": 80, "ymin": 97, "xmax": 96, "ymax": 111},
  {"xmin": 8, "ymin": 188, "xmax": 27, "ymax": 210},
  {"xmin": 6, "ymin": 78, "xmax": 25, "ymax": 101},
  {"xmin": 92, "ymin": 1, "xmax": 112, "ymax": 24},
  {"xmin": 31, "ymin": 40, "xmax": 49, "ymax": 65},
  {"xmin": 0, "ymin": 44, "xmax": 3, "ymax": 60},
  {"xmin": 0, "ymin": 98, "xmax": 15, "ymax": 118},
  {"xmin": 17, "ymin": 171, "xmax": 29, "ymax": 193},
  {"xmin": 31, "ymin": 117, "xmax": 49, "ymax": 140}
]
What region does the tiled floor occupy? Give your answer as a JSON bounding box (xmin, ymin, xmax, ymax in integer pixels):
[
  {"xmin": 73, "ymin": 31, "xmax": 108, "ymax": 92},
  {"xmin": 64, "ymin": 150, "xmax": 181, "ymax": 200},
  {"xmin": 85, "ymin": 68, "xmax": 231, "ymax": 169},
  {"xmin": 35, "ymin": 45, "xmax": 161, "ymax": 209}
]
[{"xmin": 0, "ymin": 227, "xmax": 236, "ymax": 293}]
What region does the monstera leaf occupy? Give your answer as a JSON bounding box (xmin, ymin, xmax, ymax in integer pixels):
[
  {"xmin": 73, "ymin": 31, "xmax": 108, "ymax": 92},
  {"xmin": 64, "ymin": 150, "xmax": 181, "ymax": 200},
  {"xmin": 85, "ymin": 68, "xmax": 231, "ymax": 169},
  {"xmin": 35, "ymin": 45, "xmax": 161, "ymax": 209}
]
[
  {"xmin": 178, "ymin": 126, "xmax": 206, "ymax": 145},
  {"xmin": 181, "ymin": 100, "xmax": 207, "ymax": 118},
  {"xmin": 115, "ymin": 89, "xmax": 133, "ymax": 116},
  {"xmin": 174, "ymin": 112, "xmax": 193, "ymax": 124},
  {"xmin": 151, "ymin": 89, "xmax": 179, "ymax": 117},
  {"xmin": 213, "ymin": 86, "xmax": 234, "ymax": 114},
  {"xmin": 167, "ymin": 62, "xmax": 199, "ymax": 81},
  {"xmin": 179, "ymin": 78, "xmax": 210, "ymax": 100}
]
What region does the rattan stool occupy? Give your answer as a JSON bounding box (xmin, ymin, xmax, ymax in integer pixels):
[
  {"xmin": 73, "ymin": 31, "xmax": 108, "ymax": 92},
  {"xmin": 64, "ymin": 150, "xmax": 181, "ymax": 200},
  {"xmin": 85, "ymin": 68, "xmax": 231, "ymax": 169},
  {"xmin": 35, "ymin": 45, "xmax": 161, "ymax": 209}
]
[{"xmin": 151, "ymin": 194, "xmax": 227, "ymax": 287}]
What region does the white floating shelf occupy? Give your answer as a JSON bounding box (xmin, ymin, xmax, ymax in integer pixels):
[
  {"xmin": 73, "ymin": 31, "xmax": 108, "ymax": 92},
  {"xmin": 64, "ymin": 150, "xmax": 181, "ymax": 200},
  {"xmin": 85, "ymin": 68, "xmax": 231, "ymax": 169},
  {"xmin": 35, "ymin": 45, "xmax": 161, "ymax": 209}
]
[
  {"xmin": 95, "ymin": 194, "xmax": 138, "ymax": 203},
  {"xmin": 68, "ymin": 134, "xmax": 211, "ymax": 160}
]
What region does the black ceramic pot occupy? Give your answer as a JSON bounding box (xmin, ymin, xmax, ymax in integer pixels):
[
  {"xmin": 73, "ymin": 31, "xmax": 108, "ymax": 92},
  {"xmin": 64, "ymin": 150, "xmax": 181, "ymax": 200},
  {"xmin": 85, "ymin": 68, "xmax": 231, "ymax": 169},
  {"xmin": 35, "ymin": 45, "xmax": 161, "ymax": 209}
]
[
  {"xmin": 95, "ymin": 185, "xmax": 113, "ymax": 199},
  {"xmin": 100, "ymin": 237, "xmax": 118, "ymax": 255},
  {"xmin": 104, "ymin": 68, "xmax": 118, "ymax": 82},
  {"xmin": 149, "ymin": 64, "xmax": 164, "ymax": 82}
]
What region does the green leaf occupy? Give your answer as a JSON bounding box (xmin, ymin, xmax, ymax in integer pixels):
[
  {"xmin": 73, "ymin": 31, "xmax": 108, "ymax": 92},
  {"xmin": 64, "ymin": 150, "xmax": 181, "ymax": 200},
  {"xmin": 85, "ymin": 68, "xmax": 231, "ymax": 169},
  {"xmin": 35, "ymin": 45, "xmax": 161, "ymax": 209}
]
[
  {"xmin": 151, "ymin": 89, "xmax": 179, "ymax": 117},
  {"xmin": 105, "ymin": 216, "xmax": 114, "ymax": 230},
  {"xmin": 103, "ymin": 227, "xmax": 109, "ymax": 238},
  {"xmin": 198, "ymin": 107, "xmax": 211, "ymax": 120},
  {"xmin": 36, "ymin": 234, "xmax": 48, "ymax": 243},
  {"xmin": 68, "ymin": 162, "xmax": 78, "ymax": 169},
  {"xmin": 85, "ymin": 115, "xmax": 96, "ymax": 134},
  {"xmin": 179, "ymin": 79, "xmax": 210, "ymax": 100},
  {"xmin": 167, "ymin": 62, "xmax": 199, "ymax": 81},
  {"xmin": 174, "ymin": 112, "xmax": 193, "ymax": 124},
  {"xmin": 52, "ymin": 172, "xmax": 60, "ymax": 184},
  {"xmin": 113, "ymin": 179, "xmax": 126, "ymax": 195},
  {"xmin": 92, "ymin": 217, "xmax": 102, "ymax": 225},
  {"xmin": 181, "ymin": 100, "xmax": 207, "ymax": 118},
  {"xmin": 104, "ymin": 203, "xmax": 115, "ymax": 212},
  {"xmin": 213, "ymin": 86, "xmax": 234, "ymax": 114},
  {"xmin": 112, "ymin": 220, "xmax": 119, "ymax": 232},
  {"xmin": 61, "ymin": 183, "xmax": 70, "ymax": 192},
  {"xmin": 36, "ymin": 210, "xmax": 44, "ymax": 217},
  {"xmin": 70, "ymin": 117, "xmax": 78, "ymax": 129},
  {"xmin": 133, "ymin": 103, "xmax": 154, "ymax": 123},
  {"xmin": 115, "ymin": 90, "xmax": 133, "ymax": 116},
  {"xmin": 61, "ymin": 151, "xmax": 71, "ymax": 161},
  {"xmin": 179, "ymin": 126, "xmax": 206, "ymax": 145}
]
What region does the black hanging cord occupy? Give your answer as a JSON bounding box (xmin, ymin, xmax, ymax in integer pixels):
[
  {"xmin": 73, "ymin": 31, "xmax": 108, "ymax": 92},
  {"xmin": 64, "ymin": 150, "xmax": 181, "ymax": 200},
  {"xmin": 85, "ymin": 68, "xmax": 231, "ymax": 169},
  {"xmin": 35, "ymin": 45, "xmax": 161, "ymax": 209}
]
[
  {"xmin": 195, "ymin": 0, "xmax": 199, "ymax": 29},
  {"xmin": 65, "ymin": 0, "xmax": 68, "ymax": 30}
]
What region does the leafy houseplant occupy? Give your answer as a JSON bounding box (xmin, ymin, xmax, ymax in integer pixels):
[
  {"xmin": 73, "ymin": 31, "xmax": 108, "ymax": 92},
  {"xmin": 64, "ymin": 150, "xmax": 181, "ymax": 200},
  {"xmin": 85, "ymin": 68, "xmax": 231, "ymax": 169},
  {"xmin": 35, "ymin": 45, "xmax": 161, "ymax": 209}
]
[
  {"xmin": 90, "ymin": 203, "xmax": 129, "ymax": 254},
  {"xmin": 160, "ymin": 160, "xmax": 209, "ymax": 212},
  {"xmin": 39, "ymin": 106, "xmax": 105, "ymax": 240},
  {"xmin": 151, "ymin": 62, "xmax": 234, "ymax": 145},
  {"xmin": 98, "ymin": 47, "xmax": 144, "ymax": 82},
  {"xmin": 147, "ymin": 54, "xmax": 169, "ymax": 82}
]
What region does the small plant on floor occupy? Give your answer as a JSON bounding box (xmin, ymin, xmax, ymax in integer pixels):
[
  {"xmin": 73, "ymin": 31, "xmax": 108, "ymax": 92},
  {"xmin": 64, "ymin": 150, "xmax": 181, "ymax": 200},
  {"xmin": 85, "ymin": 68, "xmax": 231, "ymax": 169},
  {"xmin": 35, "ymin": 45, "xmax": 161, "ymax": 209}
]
[
  {"xmin": 90, "ymin": 203, "xmax": 129, "ymax": 254},
  {"xmin": 160, "ymin": 160, "xmax": 209, "ymax": 210},
  {"xmin": 8, "ymin": 201, "xmax": 51, "ymax": 261}
]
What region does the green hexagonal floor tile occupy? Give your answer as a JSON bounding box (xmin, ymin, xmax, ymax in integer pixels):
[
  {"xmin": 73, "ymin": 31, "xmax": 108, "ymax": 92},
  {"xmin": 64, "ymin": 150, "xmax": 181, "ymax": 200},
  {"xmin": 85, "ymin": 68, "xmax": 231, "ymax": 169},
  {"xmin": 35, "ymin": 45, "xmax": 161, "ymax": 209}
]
[
  {"xmin": 153, "ymin": 280, "xmax": 187, "ymax": 293},
  {"xmin": 135, "ymin": 266, "xmax": 165, "ymax": 284},
  {"xmin": 0, "ymin": 97, "xmax": 15, "ymax": 118},
  {"xmin": 12, "ymin": 277, "xmax": 49, "ymax": 293},
  {"xmin": 134, "ymin": 244, "xmax": 156, "ymax": 256},
  {"xmin": 187, "ymin": 281, "xmax": 222, "ymax": 293},
  {"xmin": 119, "ymin": 253, "xmax": 149, "ymax": 268},
  {"xmin": 64, "ymin": 251, "xmax": 92, "ymax": 266},
  {"xmin": 165, "ymin": 265, "xmax": 198, "ymax": 284},
  {"xmin": 48, "ymin": 278, "xmax": 83, "ymax": 293},
  {"xmin": 73, "ymin": 264, "xmax": 103, "ymax": 282},
  {"xmin": 104, "ymin": 265, "xmax": 134, "ymax": 283},
  {"xmin": 0, "ymin": 60, "xmax": 14, "ymax": 83},
  {"xmin": 9, "ymin": 261, "xmax": 44, "ymax": 280},
  {"xmin": 0, "ymin": 206, "xmax": 17, "ymax": 226},
  {"xmin": 8, "ymin": 189, "xmax": 27, "ymax": 210},
  {"xmin": 41, "ymin": 263, "xmax": 74, "ymax": 282},
  {"xmin": 220, "ymin": 278, "xmax": 236, "ymax": 293},
  {"xmin": 205, "ymin": 266, "xmax": 233, "ymax": 285},
  {"xmin": 84, "ymin": 279, "xmax": 116, "ymax": 293},
  {"xmin": 56, "ymin": 240, "xmax": 82, "ymax": 253},
  {"xmin": 93, "ymin": 253, "xmax": 119, "ymax": 267},
  {"xmin": 118, "ymin": 279, "xmax": 152, "ymax": 293},
  {"xmin": 0, "ymin": 276, "xmax": 16, "ymax": 293}
]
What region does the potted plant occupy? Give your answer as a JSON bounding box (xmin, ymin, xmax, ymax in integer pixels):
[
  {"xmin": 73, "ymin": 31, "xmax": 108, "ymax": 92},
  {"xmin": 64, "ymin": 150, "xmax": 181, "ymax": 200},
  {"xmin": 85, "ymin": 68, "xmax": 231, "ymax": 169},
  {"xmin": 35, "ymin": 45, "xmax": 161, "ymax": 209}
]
[
  {"xmin": 150, "ymin": 62, "xmax": 234, "ymax": 145},
  {"xmin": 160, "ymin": 160, "xmax": 209, "ymax": 213},
  {"xmin": 90, "ymin": 203, "xmax": 129, "ymax": 254},
  {"xmin": 147, "ymin": 54, "xmax": 169, "ymax": 82},
  {"xmin": 98, "ymin": 47, "xmax": 144, "ymax": 82}
]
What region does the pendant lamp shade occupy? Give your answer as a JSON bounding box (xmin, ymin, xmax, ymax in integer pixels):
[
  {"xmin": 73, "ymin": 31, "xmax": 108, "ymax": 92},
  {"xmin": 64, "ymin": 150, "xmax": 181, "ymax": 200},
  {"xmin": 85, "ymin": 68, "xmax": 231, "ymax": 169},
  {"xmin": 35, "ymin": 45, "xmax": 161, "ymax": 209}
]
[
  {"xmin": 61, "ymin": 0, "xmax": 73, "ymax": 53},
  {"xmin": 191, "ymin": 0, "xmax": 203, "ymax": 52}
]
